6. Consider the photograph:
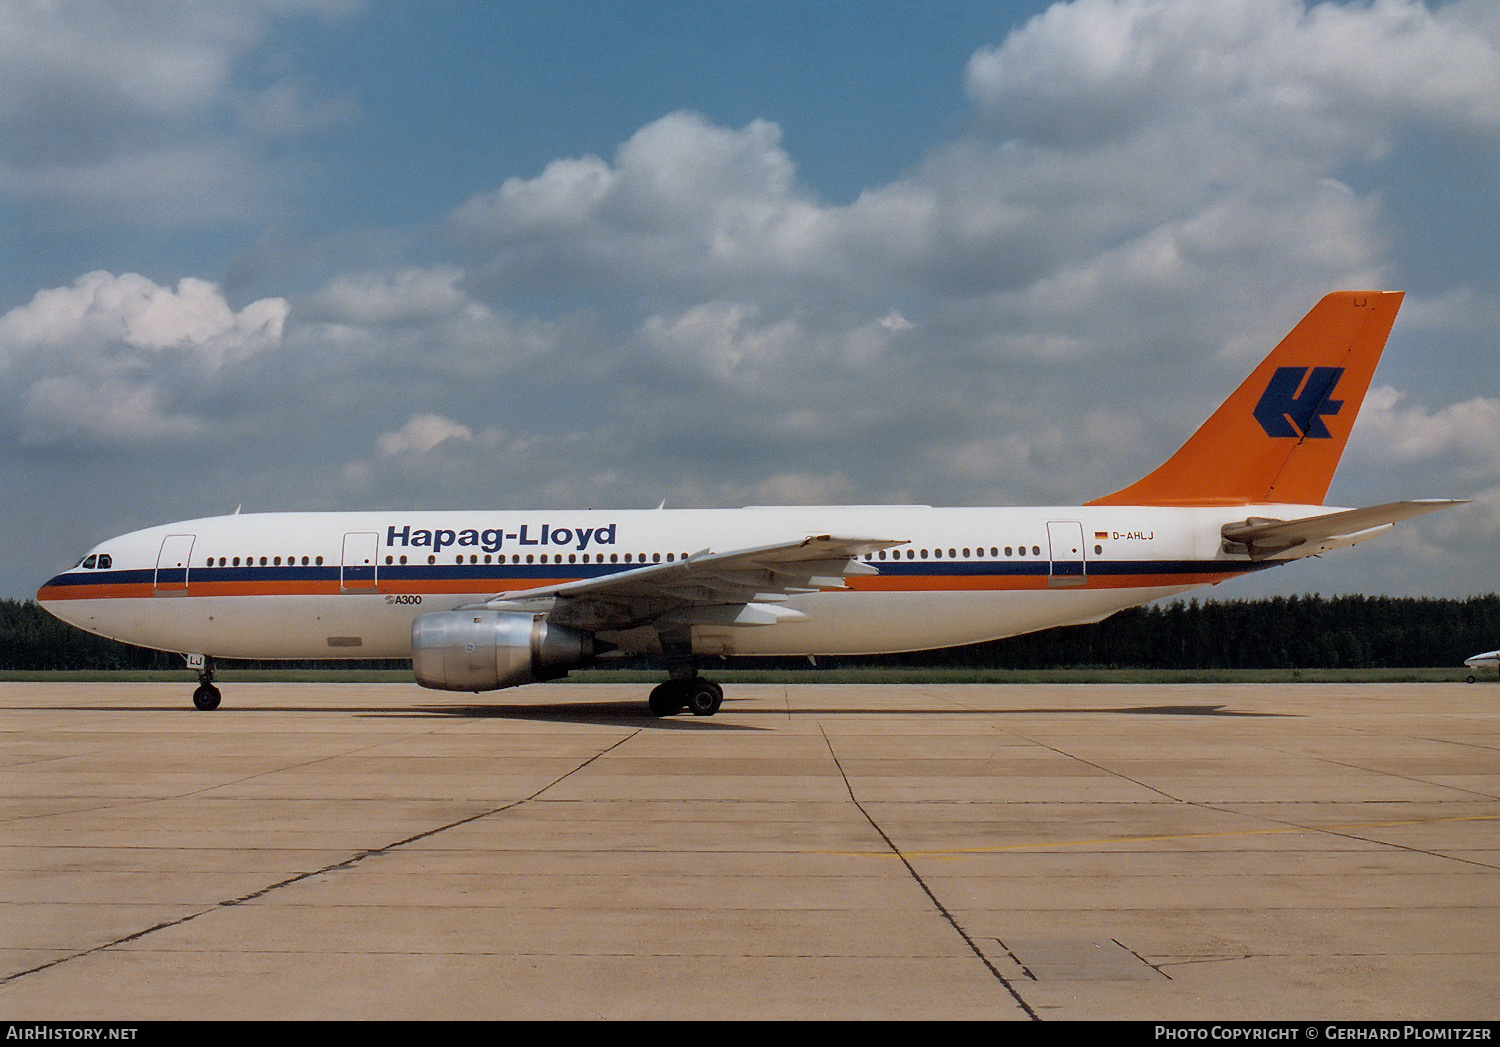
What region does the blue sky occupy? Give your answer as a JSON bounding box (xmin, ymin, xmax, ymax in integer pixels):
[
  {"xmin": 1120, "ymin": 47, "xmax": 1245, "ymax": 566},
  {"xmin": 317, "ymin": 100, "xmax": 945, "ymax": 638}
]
[
  {"xmin": 8, "ymin": 1, "xmax": 1044, "ymax": 300},
  {"xmin": 3, "ymin": 0, "xmax": 1500, "ymax": 602}
]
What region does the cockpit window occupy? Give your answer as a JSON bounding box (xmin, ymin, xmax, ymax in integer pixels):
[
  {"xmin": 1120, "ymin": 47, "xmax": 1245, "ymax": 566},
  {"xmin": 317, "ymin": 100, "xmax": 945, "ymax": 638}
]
[
  {"xmin": 81, "ymin": 555, "xmax": 97, "ymax": 569},
  {"xmin": 97, "ymin": 554, "xmax": 111, "ymax": 569}
]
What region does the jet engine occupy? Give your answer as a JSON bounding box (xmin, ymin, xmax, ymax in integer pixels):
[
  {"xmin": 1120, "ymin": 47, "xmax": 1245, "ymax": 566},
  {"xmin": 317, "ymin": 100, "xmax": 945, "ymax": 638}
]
[{"xmin": 410, "ymin": 609, "xmax": 596, "ymax": 692}]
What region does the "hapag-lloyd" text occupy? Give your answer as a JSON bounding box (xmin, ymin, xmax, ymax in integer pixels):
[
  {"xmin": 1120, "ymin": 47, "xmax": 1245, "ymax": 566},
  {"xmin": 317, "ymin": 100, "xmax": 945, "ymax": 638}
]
[{"xmin": 385, "ymin": 523, "xmax": 617, "ymax": 554}]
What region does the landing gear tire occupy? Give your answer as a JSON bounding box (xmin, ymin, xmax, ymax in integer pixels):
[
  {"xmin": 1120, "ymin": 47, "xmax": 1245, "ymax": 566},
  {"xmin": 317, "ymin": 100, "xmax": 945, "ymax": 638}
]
[
  {"xmin": 189, "ymin": 654, "xmax": 220, "ymax": 710},
  {"xmin": 649, "ymin": 682, "xmax": 684, "ymax": 717},
  {"xmin": 647, "ymin": 678, "xmax": 723, "ymax": 717},
  {"xmin": 686, "ymin": 679, "xmax": 723, "ymax": 717}
]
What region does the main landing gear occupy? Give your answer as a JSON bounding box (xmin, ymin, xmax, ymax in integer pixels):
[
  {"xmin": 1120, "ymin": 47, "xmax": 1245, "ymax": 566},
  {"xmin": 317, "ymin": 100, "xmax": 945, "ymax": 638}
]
[
  {"xmin": 188, "ymin": 653, "xmax": 220, "ymax": 711},
  {"xmin": 648, "ymin": 676, "xmax": 724, "ymax": 717},
  {"xmin": 648, "ymin": 628, "xmax": 723, "ymax": 718}
]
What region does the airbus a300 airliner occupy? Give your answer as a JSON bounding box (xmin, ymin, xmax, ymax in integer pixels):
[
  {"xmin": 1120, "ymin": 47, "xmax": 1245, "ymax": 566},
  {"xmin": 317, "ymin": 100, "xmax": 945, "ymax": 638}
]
[{"xmin": 38, "ymin": 292, "xmax": 1461, "ymax": 716}]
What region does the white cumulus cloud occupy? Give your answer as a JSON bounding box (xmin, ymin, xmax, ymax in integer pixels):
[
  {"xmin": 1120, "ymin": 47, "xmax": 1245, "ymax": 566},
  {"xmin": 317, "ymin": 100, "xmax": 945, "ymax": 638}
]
[
  {"xmin": 0, "ymin": 271, "xmax": 287, "ymax": 446},
  {"xmin": 309, "ymin": 266, "xmax": 469, "ymax": 325},
  {"xmin": 965, "ymin": 0, "xmax": 1500, "ymax": 148},
  {"xmin": 375, "ymin": 414, "xmax": 475, "ymax": 457}
]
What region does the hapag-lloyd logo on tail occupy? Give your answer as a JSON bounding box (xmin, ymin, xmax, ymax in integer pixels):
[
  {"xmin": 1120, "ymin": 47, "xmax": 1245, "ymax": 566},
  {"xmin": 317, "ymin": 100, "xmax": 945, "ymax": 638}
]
[{"xmin": 1253, "ymin": 366, "xmax": 1345, "ymax": 438}]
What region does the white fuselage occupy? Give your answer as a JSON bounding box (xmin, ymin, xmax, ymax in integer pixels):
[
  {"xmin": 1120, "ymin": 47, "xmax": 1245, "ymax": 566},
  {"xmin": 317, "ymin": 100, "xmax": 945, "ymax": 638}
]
[{"xmin": 36, "ymin": 504, "xmax": 1312, "ymax": 662}]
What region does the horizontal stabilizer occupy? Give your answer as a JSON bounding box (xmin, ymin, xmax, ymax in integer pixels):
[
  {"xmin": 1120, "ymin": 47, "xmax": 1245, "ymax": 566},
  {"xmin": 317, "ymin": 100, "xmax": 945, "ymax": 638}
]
[{"xmin": 1221, "ymin": 499, "xmax": 1465, "ymax": 560}]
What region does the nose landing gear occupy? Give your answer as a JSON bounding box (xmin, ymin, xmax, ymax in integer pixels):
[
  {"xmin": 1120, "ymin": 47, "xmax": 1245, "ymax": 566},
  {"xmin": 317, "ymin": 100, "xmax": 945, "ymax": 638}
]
[{"xmin": 188, "ymin": 654, "xmax": 221, "ymax": 710}]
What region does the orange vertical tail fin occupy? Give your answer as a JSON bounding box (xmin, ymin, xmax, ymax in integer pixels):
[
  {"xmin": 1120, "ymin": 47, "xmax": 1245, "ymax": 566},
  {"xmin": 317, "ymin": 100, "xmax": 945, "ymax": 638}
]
[{"xmin": 1086, "ymin": 291, "xmax": 1403, "ymax": 507}]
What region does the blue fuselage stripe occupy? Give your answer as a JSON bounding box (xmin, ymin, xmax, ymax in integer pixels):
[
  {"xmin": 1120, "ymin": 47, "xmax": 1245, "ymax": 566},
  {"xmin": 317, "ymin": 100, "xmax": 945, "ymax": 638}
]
[{"xmin": 40, "ymin": 557, "xmax": 1273, "ymax": 593}]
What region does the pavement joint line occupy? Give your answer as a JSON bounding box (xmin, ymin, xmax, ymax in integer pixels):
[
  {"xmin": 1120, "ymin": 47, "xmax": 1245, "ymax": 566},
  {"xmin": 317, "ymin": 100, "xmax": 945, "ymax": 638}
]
[
  {"xmin": 0, "ymin": 728, "xmax": 641, "ymax": 987},
  {"xmin": 819, "ymin": 724, "xmax": 1041, "ymax": 1021}
]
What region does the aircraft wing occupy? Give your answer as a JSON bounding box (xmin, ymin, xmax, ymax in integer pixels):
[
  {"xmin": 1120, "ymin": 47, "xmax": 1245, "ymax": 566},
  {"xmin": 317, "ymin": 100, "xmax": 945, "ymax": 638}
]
[
  {"xmin": 1221, "ymin": 499, "xmax": 1465, "ymax": 561},
  {"xmin": 476, "ymin": 534, "xmax": 907, "ymax": 632}
]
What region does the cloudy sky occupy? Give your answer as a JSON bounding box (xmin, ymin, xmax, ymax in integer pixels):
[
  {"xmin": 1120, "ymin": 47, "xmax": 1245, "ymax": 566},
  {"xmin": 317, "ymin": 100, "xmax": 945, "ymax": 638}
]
[{"xmin": 4, "ymin": 0, "xmax": 1499, "ymax": 602}]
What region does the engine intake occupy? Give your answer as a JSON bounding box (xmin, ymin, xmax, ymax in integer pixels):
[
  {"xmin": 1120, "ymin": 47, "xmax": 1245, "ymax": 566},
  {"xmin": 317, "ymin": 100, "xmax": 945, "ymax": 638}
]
[{"xmin": 411, "ymin": 609, "xmax": 596, "ymax": 692}]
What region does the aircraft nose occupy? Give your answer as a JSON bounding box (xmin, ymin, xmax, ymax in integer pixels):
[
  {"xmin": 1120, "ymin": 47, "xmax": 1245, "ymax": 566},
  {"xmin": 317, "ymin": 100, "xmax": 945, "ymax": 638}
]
[
  {"xmin": 35, "ymin": 575, "xmax": 89, "ymax": 632},
  {"xmin": 36, "ymin": 571, "xmax": 81, "ymax": 614}
]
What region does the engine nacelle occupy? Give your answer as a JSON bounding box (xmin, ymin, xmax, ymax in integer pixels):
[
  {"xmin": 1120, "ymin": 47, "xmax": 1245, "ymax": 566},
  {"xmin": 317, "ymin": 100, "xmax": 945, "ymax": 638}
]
[{"xmin": 410, "ymin": 609, "xmax": 596, "ymax": 692}]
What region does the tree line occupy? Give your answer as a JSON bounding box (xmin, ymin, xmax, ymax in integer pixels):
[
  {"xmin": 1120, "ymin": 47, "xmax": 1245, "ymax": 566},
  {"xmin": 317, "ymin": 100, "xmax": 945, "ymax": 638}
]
[
  {"xmin": 853, "ymin": 593, "xmax": 1500, "ymax": 671},
  {"xmin": 4, "ymin": 593, "xmax": 1497, "ymax": 672}
]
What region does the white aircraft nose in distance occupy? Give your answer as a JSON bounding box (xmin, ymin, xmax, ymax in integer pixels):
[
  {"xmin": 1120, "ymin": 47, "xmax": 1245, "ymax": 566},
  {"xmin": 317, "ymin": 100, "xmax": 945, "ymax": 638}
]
[
  {"xmin": 1464, "ymin": 650, "xmax": 1499, "ymax": 683},
  {"xmin": 37, "ymin": 291, "xmax": 1465, "ymax": 716}
]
